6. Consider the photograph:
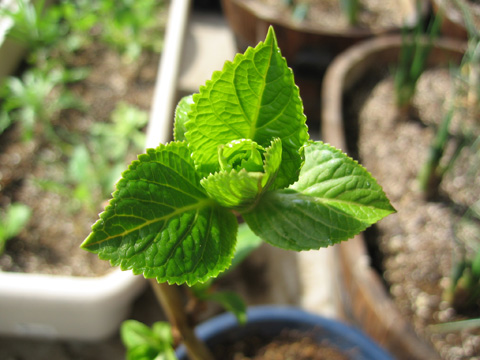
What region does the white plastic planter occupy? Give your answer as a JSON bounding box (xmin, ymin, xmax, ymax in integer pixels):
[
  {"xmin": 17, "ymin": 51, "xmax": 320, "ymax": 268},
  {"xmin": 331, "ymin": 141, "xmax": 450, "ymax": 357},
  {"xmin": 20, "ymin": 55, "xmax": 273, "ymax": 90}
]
[
  {"xmin": 0, "ymin": 0, "xmax": 27, "ymax": 82},
  {"xmin": 0, "ymin": 0, "xmax": 191, "ymax": 340},
  {"xmin": 0, "ymin": 270, "xmax": 145, "ymax": 340}
]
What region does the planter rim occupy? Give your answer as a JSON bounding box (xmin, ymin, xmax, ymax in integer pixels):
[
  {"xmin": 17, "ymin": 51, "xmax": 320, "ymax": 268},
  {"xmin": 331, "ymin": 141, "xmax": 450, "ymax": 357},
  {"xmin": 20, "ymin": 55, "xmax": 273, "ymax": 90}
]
[
  {"xmin": 0, "ymin": 267, "xmax": 141, "ymax": 299},
  {"xmin": 322, "ymin": 34, "xmax": 467, "ymax": 152},
  {"xmin": 176, "ymin": 306, "xmax": 393, "ymax": 359}
]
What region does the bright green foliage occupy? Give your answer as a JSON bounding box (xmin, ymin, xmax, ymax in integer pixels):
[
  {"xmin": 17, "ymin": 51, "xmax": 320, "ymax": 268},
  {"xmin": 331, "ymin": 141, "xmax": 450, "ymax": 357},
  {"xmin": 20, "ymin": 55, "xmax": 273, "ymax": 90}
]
[
  {"xmin": 200, "ymin": 138, "xmax": 282, "ymax": 210},
  {"xmin": 82, "ymin": 27, "xmax": 394, "ymax": 286},
  {"xmin": 121, "ymin": 320, "xmax": 176, "ymax": 360},
  {"xmin": 95, "ymin": 0, "xmax": 166, "ymax": 61},
  {"xmin": 0, "ymin": 0, "xmax": 67, "ymax": 50},
  {"xmin": 63, "ymin": 103, "xmax": 148, "ymax": 212},
  {"xmin": 82, "ymin": 142, "xmax": 238, "ymax": 285},
  {"xmin": 243, "ymin": 142, "xmax": 395, "ymax": 250},
  {"xmin": 0, "ymin": 203, "xmax": 31, "ymax": 255},
  {"xmin": 174, "ymin": 95, "xmax": 194, "ymax": 142},
  {"xmin": 91, "ymin": 101, "xmax": 149, "ymax": 162},
  {"xmin": 0, "ymin": 67, "xmax": 86, "ymax": 140},
  {"xmin": 185, "ymin": 28, "xmax": 308, "ymax": 189}
]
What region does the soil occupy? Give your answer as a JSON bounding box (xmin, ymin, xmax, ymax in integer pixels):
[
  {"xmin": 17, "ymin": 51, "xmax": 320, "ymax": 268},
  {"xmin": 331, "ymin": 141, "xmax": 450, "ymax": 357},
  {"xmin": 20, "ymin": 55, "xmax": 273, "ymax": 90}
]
[
  {"xmin": 345, "ymin": 66, "xmax": 480, "ymax": 359},
  {"xmin": 0, "ymin": 42, "xmax": 160, "ymax": 276},
  {"xmin": 211, "ymin": 329, "xmax": 351, "ymax": 360},
  {"xmin": 260, "ymin": 0, "xmax": 411, "ymax": 31}
]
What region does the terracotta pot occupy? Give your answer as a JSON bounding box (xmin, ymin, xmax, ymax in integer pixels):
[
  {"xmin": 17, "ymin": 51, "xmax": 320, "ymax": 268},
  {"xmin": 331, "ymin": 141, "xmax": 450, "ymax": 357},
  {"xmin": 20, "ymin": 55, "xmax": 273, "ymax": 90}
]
[
  {"xmin": 221, "ymin": 0, "xmax": 424, "ymax": 67},
  {"xmin": 321, "ymin": 35, "xmax": 466, "ymax": 360},
  {"xmin": 175, "ymin": 306, "xmax": 394, "ymax": 359}
]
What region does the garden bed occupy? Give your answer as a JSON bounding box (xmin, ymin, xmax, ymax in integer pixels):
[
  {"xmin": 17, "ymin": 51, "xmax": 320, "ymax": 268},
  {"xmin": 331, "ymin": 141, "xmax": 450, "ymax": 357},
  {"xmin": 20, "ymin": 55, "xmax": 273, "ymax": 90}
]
[
  {"xmin": 0, "ymin": 43, "xmax": 159, "ymax": 276},
  {"xmin": 0, "ymin": 1, "xmax": 168, "ymax": 277}
]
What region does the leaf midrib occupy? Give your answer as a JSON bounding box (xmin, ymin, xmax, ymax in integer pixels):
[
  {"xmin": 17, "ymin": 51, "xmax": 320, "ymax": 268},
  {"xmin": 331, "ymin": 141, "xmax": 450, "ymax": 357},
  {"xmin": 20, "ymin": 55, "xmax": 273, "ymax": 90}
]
[
  {"xmin": 83, "ymin": 198, "xmax": 216, "ymax": 247},
  {"xmin": 247, "ymin": 41, "xmax": 274, "ymax": 140}
]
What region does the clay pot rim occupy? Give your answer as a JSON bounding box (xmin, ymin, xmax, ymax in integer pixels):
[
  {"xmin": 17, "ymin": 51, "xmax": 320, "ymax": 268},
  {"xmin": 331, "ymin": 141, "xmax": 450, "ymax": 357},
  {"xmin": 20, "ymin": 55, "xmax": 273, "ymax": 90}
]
[
  {"xmin": 320, "ymin": 34, "xmax": 467, "ymax": 360},
  {"xmin": 228, "ymin": 0, "xmax": 424, "ymax": 38}
]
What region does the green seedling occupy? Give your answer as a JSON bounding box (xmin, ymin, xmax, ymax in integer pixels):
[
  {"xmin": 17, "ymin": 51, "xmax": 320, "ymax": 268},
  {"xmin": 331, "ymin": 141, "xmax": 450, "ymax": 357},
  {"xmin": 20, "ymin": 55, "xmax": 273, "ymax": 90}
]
[
  {"xmin": 0, "ymin": 0, "xmax": 66, "ymax": 52},
  {"xmin": 417, "ymin": 105, "xmax": 454, "ymax": 198},
  {"xmin": 0, "ymin": 203, "xmax": 31, "ymax": 255},
  {"xmin": 0, "ymin": 66, "xmax": 86, "ymax": 141},
  {"xmin": 340, "ymin": 0, "xmax": 360, "ymax": 26},
  {"xmin": 68, "ymin": 102, "xmax": 148, "ymax": 212},
  {"xmin": 418, "ymin": 12, "xmax": 480, "ymax": 198},
  {"xmin": 428, "ymin": 317, "xmax": 480, "ymax": 334},
  {"xmin": 81, "ymin": 27, "xmax": 394, "ymax": 359},
  {"xmin": 56, "ymin": 0, "xmax": 101, "ymax": 53},
  {"xmin": 394, "ymin": 9, "xmax": 442, "ymax": 113},
  {"xmin": 444, "ymin": 200, "xmax": 480, "ymax": 311},
  {"xmin": 95, "ymin": 0, "xmax": 166, "ymax": 61},
  {"xmin": 91, "ymin": 101, "xmax": 149, "ymax": 163},
  {"xmin": 121, "ymin": 320, "xmax": 176, "ymax": 360}
]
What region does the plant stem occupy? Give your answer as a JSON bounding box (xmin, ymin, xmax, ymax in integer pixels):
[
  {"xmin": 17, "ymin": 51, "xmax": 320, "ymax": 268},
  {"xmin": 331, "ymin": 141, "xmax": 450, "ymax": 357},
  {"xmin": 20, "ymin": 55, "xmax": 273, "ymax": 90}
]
[{"xmin": 149, "ymin": 279, "xmax": 214, "ymax": 360}]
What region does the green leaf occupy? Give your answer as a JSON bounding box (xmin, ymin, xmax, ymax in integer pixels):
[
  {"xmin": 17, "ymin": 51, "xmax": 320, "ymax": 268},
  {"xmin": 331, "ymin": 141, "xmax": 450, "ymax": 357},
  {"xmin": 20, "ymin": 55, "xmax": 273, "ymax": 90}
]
[
  {"xmin": 230, "ymin": 222, "xmax": 262, "ymax": 269},
  {"xmin": 189, "ymin": 223, "xmax": 260, "ymax": 323},
  {"xmin": 121, "ymin": 320, "xmax": 176, "ymax": 360},
  {"xmin": 243, "ymin": 142, "xmax": 395, "ymax": 250},
  {"xmin": 200, "ymin": 138, "xmax": 282, "ymax": 210},
  {"xmin": 174, "ymin": 95, "xmax": 194, "ymax": 142},
  {"xmin": 0, "ymin": 203, "xmax": 31, "ymax": 254},
  {"xmin": 218, "ymin": 139, "xmax": 265, "ymax": 173},
  {"xmin": 81, "ymin": 142, "xmax": 238, "ymax": 285},
  {"xmin": 204, "ymin": 291, "xmax": 247, "ymax": 325},
  {"xmin": 4, "ymin": 203, "xmax": 32, "ymax": 240},
  {"xmin": 69, "ymin": 145, "xmax": 92, "ymax": 184},
  {"xmin": 185, "ymin": 26, "xmax": 308, "ymax": 188},
  {"xmin": 261, "ymin": 137, "xmax": 283, "ymax": 189},
  {"xmin": 200, "ymin": 169, "xmax": 263, "ymax": 209},
  {"xmin": 121, "ymin": 320, "xmax": 162, "ymax": 349}
]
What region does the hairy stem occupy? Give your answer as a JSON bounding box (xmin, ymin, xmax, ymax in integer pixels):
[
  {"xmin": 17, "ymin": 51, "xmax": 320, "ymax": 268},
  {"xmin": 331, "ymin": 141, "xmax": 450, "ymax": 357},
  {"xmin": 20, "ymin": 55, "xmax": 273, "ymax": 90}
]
[{"xmin": 149, "ymin": 279, "xmax": 214, "ymax": 360}]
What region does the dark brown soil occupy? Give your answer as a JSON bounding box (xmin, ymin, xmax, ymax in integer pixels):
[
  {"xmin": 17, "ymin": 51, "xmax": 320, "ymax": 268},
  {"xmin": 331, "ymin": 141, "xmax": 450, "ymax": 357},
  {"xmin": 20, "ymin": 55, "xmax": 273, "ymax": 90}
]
[
  {"xmin": 211, "ymin": 329, "xmax": 351, "ymax": 360},
  {"xmin": 0, "ymin": 42, "xmax": 160, "ymax": 276},
  {"xmin": 345, "ymin": 66, "xmax": 480, "ymax": 359}
]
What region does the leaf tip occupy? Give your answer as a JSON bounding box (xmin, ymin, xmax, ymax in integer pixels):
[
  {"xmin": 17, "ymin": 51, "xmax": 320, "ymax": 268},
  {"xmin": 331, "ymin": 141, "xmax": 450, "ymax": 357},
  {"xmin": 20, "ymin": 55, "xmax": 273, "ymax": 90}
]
[{"xmin": 265, "ymin": 25, "xmax": 277, "ymax": 45}]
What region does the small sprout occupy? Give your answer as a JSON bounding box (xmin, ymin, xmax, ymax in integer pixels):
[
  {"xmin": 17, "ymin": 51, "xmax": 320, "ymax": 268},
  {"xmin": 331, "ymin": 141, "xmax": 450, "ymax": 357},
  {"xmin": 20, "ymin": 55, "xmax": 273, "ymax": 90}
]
[
  {"xmin": 121, "ymin": 320, "xmax": 177, "ymax": 360},
  {"xmin": 340, "ymin": 0, "xmax": 360, "ymax": 26},
  {"xmin": 0, "ymin": 203, "xmax": 31, "ymax": 255},
  {"xmin": 394, "ymin": 10, "xmax": 441, "ymax": 113}
]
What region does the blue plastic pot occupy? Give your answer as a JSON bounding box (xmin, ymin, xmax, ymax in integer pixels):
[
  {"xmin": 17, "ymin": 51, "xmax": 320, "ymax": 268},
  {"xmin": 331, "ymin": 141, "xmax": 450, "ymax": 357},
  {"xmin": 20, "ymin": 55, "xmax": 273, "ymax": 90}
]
[{"xmin": 175, "ymin": 306, "xmax": 393, "ymax": 359}]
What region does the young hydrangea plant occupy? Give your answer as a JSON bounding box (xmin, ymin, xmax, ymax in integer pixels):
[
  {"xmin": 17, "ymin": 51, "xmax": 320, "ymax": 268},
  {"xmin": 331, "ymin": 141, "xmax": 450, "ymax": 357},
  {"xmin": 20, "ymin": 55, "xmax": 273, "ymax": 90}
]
[{"xmin": 81, "ymin": 27, "xmax": 395, "ymax": 287}]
